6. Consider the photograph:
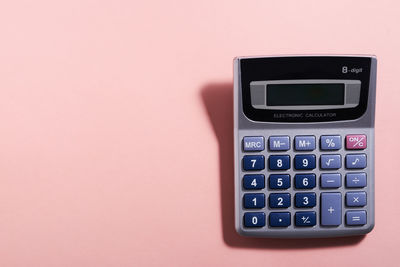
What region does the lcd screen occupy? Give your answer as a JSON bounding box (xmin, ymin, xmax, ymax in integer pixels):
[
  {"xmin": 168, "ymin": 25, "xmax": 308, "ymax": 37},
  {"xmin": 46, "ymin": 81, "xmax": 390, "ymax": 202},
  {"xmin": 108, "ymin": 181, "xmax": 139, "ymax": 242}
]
[{"xmin": 266, "ymin": 84, "xmax": 345, "ymax": 106}]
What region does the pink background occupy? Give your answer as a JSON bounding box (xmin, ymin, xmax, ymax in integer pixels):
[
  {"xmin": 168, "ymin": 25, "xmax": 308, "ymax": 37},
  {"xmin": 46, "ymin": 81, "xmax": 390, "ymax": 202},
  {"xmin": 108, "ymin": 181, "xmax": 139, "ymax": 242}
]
[{"xmin": 0, "ymin": 0, "xmax": 399, "ymax": 266}]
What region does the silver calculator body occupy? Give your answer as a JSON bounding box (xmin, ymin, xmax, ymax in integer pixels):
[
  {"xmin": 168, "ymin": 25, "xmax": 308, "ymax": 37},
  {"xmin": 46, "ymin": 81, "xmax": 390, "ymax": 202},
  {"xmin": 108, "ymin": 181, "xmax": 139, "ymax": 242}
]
[{"xmin": 234, "ymin": 55, "xmax": 376, "ymax": 238}]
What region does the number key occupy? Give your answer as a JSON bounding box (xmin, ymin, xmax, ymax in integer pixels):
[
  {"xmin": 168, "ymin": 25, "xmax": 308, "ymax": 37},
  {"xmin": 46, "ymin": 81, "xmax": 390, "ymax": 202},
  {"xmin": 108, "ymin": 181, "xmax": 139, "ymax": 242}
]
[
  {"xmin": 243, "ymin": 193, "xmax": 265, "ymax": 209},
  {"xmin": 269, "ymin": 174, "xmax": 290, "ymax": 189},
  {"xmin": 269, "ymin": 193, "xmax": 291, "ymax": 208},
  {"xmin": 269, "ymin": 155, "xmax": 290, "ymax": 170},
  {"xmin": 295, "ymin": 193, "xmax": 316, "ymax": 208},
  {"xmin": 294, "ymin": 155, "xmax": 316, "ymax": 170},
  {"xmin": 243, "ymin": 155, "xmax": 265, "ymax": 171},
  {"xmin": 243, "ymin": 174, "xmax": 265, "ymax": 189},
  {"xmin": 244, "ymin": 212, "xmax": 265, "ymax": 227},
  {"xmin": 295, "ymin": 174, "xmax": 316, "ymax": 189}
]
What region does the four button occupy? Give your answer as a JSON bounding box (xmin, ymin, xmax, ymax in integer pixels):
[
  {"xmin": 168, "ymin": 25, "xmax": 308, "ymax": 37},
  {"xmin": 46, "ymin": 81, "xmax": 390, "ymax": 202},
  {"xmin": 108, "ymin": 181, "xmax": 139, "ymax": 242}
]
[{"xmin": 242, "ymin": 134, "xmax": 369, "ymax": 228}]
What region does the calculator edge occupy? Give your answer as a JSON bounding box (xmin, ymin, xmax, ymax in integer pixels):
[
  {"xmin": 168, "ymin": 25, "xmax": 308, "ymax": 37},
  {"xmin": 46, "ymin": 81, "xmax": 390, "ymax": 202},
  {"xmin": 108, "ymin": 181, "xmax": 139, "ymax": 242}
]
[{"xmin": 233, "ymin": 55, "xmax": 376, "ymax": 238}]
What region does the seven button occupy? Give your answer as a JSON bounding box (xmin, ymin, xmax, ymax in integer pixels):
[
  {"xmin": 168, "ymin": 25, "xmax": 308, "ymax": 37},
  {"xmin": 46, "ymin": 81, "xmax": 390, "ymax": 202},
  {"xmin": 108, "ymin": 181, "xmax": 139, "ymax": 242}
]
[{"xmin": 243, "ymin": 155, "xmax": 265, "ymax": 171}]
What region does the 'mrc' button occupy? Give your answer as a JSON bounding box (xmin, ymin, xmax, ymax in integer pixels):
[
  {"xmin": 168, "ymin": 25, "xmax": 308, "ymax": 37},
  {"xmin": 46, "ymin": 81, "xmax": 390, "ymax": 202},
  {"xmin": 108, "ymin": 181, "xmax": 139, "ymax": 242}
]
[{"xmin": 243, "ymin": 136, "xmax": 265, "ymax": 152}]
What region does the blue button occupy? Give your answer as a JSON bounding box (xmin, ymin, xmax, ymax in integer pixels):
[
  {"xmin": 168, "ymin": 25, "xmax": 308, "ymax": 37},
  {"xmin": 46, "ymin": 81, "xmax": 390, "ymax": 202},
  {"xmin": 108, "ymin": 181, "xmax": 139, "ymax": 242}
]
[
  {"xmin": 269, "ymin": 155, "xmax": 290, "ymax": 170},
  {"xmin": 295, "ymin": 193, "xmax": 316, "ymax": 208},
  {"xmin": 269, "ymin": 136, "xmax": 290, "ymax": 151},
  {"xmin": 321, "ymin": 173, "xmax": 342, "ymax": 188},
  {"xmin": 320, "ymin": 135, "xmax": 342, "ymax": 150},
  {"xmin": 244, "ymin": 212, "xmax": 265, "ymax": 227},
  {"xmin": 294, "ymin": 154, "xmax": 316, "ymax": 170},
  {"xmin": 295, "ymin": 174, "xmax": 316, "ymax": 189},
  {"xmin": 243, "ymin": 174, "xmax": 265, "ymax": 190},
  {"xmin": 346, "ymin": 191, "xmax": 367, "ymax": 207},
  {"xmin": 320, "ymin": 154, "xmax": 341, "ymax": 169},
  {"xmin": 243, "ymin": 193, "xmax": 265, "ymax": 209},
  {"xmin": 269, "ymin": 212, "xmax": 291, "ymax": 227},
  {"xmin": 243, "ymin": 155, "xmax": 265, "ymax": 171},
  {"xmin": 346, "ymin": 154, "xmax": 367, "ymax": 169},
  {"xmin": 346, "ymin": 211, "xmax": 367, "ymax": 226},
  {"xmin": 295, "ymin": 136, "xmax": 316, "ymax": 151},
  {"xmin": 269, "ymin": 174, "xmax": 290, "ymax": 189},
  {"xmin": 346, "ymin": 173, "xmax": 367, "ymax": 188},
  {"xmin": 321, "ymin": 192, "xmax": 342, "ymax": 226},
  {"xmin": 243, "ymin": 136, "xmax": 265, "ymax": 152},
  {"xmin": 269, "ymin": 193, "xmax": 291, "ymax": 208},
  {"xmin": 295, "ymin": 211, "xmax": 317, "ymax": 227}
]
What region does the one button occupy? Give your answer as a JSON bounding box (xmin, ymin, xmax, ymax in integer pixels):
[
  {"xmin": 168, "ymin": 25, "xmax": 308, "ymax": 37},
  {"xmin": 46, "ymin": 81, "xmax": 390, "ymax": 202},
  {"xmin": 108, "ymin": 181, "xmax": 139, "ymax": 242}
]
[
  {"xmin": 346, "ymin": 211, "xmax": 367, "ymax": 226},
  {"xmin": 269, "ymin": 212, "xmax": 291, "ymax": 227},
  {"xmin": 269, "ymin": 193, "xmax": 291, "ymax": 208},
  {"xmin": 346, "ymin": 154, "xmax": 367, "ymax": 169},
  {"xmin": 294, "ymin": 154, "xmax": 316, "ymax": 170},
  {"xmin": 295, "ymin": 193, "xmax": 316, "ymax": 208},
  {"xmin": 346, "ymin": 191, "xmax": 367, "ymax": 207},
  {"xmin": 244, "ymin": 212, "xmax": 266, "ymax": 227},
  {"xmin": 243, "ymin": 155, "xmax": 265, "ymax": 171},
  {"xmin": 295, "ymin": 136, "xmax": 316, "ymax": 151},
  {"xmin": 321, "ymin": 173, "xmax": 342, "ymax": 188},
  {"xmin": 321, "ymin": 192, "xmax": 342, "ymax": 226},
  {"xmin": 295, "ymin": 174, "xmax": 316, "ymax": 189},
  {"xmin": 346, "ymin": 134, "xmax": 367, "ymax": 150},
  {"xmin": 269, "ymin": 136, "xmax": 290, "ymax": 151},
  {"xmin": 243, "ymin": 136, "xmax": 265, "ymax": 152},
  {"xmin": 320, "ymin": 135, "xmax": 342, "ymax": 150},
  {"xmin": 269, "ymin": 155, "xmax": 290, "ymax": 170},
  {"xmin": 295, "ymin": 211, "xmax": 317, "ymax": 227},
  {"xmin": 243, "ymin": 193, "xmax": 265, "ymax": 209},
  {"xmin": 346, "ymin": 173, "xmax": 367, "ymax": 188},
  {"xmin": 320, "ymin": 154, "xmax": 341, "ymax": 169},
  {"xmin": 243, "ymin": 174, "xmax": 265, "ymax": 190},
  {"xmin": 269, "ymin": 174, "xmax": 290, "ymax": 189}
]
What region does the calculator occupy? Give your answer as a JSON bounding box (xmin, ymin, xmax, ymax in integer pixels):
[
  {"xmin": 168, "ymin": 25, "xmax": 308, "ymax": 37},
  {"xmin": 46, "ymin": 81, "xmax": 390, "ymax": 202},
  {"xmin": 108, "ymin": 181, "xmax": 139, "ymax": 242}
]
[{"xmin": 234, "ymin": 55, "xmax": 376, "ymax": 238}]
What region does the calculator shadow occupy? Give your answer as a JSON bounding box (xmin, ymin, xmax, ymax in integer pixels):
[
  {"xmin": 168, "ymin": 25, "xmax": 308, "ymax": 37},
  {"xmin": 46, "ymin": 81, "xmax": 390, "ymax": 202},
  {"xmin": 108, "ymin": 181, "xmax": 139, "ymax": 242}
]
[{"xmin": 200, "ymin": 82, "xmax": 365, "ymax": 249}]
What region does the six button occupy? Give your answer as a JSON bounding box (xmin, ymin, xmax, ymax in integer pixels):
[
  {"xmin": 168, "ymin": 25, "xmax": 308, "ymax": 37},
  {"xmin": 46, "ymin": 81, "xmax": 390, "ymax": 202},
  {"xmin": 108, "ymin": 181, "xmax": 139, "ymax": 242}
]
[{"xmin": 241, "ymin": 134, "xmax": 369, "ymax": 228}]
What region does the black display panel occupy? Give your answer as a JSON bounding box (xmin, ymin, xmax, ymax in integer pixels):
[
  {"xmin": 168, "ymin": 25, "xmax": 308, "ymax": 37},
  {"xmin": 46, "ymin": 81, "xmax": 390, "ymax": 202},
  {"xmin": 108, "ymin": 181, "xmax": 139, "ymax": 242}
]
[
  {"xmin": 240, "ymin": 56, "xmax": 372, "ymax": 122},
  {"xmin": 266, "ymin": 84, "xmax": 345, "ymax": 106}
]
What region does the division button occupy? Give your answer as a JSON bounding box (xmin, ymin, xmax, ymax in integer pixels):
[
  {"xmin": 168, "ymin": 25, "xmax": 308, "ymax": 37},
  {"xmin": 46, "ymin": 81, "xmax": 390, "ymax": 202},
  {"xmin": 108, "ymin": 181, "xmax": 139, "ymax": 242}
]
[
  {"xmin": 346, "ymin": 173, "xmax": 367, "ymax": 188},
  {"xmin": 321, "ymin": 192, "xmax": 342, "ymax": 226},
  {"xmin": 269, "ymin": 136, "xmax": 290, "ymax": 151}
]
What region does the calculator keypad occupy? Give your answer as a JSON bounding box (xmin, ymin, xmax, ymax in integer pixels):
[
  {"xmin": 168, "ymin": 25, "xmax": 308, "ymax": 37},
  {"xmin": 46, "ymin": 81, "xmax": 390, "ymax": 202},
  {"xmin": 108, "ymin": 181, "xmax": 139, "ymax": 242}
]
[{"xmin": 241, "ymin": 134, "xmax": 369, "ymax": 230}]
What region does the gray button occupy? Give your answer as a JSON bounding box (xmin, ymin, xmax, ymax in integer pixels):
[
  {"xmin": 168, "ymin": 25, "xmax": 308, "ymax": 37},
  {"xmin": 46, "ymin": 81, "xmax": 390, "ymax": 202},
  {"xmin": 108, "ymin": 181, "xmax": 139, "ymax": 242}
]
[
  {"xmin": 321, "ymin": 173, "xmax": 341, "ymax": 188},
  {"xmin": 243, "ymin": 136, "xmax": 265, "ymax": 152},
  {"xmin": 320, "ymin": 154, "xmax": 341, "ymax": 169},
  {"xmin": 269, "ymin": 136, "xmax": 290, "ymax": 151},
  {"xmin": 295, "ymin": 136, "xmax": 316, "ymax": 151},
  {"xmin": 321, "ymin": 192, "xmax": 342, "ymax": 226},
  {"xmin": 346, "ymin": 211, "xmax": 367, "ymax": 226},
  {"xmin": 346, "ymin": 191, "xmax": 367, "ymax": 207},
  {"xmin": 346, "ymin": 154, "xmax": 367, "ymax": 169},
  {"xmin": 346, "ymin": 173, "xmax": 367, "ymax": 188}
]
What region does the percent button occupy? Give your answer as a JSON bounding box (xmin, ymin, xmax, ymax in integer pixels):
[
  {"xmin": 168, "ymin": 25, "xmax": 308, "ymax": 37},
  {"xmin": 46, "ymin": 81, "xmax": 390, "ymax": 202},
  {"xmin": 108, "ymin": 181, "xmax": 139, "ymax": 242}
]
[{"xmin": 321, "ymin": 135, "xmax": 342, "ymax": 150}]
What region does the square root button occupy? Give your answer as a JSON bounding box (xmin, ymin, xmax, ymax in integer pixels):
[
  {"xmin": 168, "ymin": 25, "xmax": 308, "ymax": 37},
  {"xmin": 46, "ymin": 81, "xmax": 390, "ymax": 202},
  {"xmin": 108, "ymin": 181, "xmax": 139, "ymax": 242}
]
[{"xmin": 346, "ymin": 135, "xmax": 367, "ymax": 150}]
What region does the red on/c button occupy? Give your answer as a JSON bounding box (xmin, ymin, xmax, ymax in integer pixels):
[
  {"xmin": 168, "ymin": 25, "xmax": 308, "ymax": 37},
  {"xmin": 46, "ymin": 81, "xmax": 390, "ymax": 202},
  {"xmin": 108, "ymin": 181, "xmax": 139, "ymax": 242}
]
[{"xmin": 346, "ymin": 135, "xmax": 367, "ymax": 150}]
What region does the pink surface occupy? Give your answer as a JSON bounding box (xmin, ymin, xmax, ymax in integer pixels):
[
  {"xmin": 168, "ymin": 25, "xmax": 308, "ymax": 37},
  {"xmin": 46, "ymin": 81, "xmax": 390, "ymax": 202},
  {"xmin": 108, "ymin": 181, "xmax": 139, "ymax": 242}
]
[{"xmin": 0, "ymin": 0, "xmax": 399, "ymax": 266}]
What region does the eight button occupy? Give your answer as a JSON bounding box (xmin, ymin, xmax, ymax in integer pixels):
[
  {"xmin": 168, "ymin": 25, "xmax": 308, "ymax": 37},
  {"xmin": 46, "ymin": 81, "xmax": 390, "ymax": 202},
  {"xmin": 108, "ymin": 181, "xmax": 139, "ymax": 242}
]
[{"xmin": 269, "ymin": 155, "xmax": 290, "ymax": 170}]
